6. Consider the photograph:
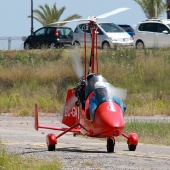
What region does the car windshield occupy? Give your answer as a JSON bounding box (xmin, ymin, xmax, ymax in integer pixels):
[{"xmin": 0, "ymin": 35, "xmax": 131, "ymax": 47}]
[
  {"xmin": 98, "ymin": 23, "xmax": 124, "ymax": 33},
  {"xmin": 119, "ymin": 25, "xmax": 134, "ymax": 32}
]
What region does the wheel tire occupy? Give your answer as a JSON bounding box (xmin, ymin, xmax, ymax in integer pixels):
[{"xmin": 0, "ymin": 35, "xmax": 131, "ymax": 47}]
[
  {"xmin": 49, "ymin": 43, "xmax": 56, "ymax": 49},
  {"xmin": 107, "ymin": 138, "xmax": 114, "ymax": 153},
  {"xmin": 136, "ymin": 41, "xmax": 144, "ymax": 49},
  {"xmin": 24, "ymin": 43, "xmax": 31, "ymax": 49},
  {"xmin": 102, "ymin": 42, "xmax": 110, "ymax": 49},
  {"xmin": 48, "ymin": 145, "xmax": 55, "ymax": 151},
  {"xmin": 73, "ymin": 41, "xmax": 80, "ymax": 47},
  {"xmin": 128, "ymin": 144, "xmax": 136, "ymax": 151}
]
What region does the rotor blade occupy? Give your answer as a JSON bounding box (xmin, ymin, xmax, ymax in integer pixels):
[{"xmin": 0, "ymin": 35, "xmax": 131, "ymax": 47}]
[
  {"xmin": 71, "ymin": 47, "xmax": 84, "ymax": 78},
  {"xmin": 50, "ymin": 7, "xmax": 130, "ymax": 25},
  {"xmin": 106, "ymin": 83, "xmax": 127, "ymax": 100},
  {"xmin": 96, "ymin": 7, "xmax": 130, "ymax": 19},
  {"xmin": 50, "ymin": 19, "xmax": 90, "ymax": 25}
]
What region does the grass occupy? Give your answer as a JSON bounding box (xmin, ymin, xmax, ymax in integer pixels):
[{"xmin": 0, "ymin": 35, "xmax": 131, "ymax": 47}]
[
  {"xmin": 0, "ymin": 47, "xmax": 169, "ymax": 169},
  {"xmin": 0, "ymin": 48, "xmax": 169, "ymax": 116},
  {"xmin": 0, "ymin": 143, "xmax": 63, "ymax": 170},
  {"xmin": 124, "ymin": 121, "xmax": 170, "ymax": 146}
]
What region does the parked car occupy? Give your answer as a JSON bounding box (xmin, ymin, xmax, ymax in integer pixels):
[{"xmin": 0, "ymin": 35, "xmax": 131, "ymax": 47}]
[
  {"xmin": 117, "ymin": 24, "xmax": 135, "ymax": 38},
  {"xmin": 24, "ymin": 26, "xmax": 73, "ymax": 49},
  {"xmin": 73, "ymin": 22, "xmax": 133, "ymax": 49},
  {"xmin": 134, "ymin": 19, "xmax": 170, "ymax": 49}
]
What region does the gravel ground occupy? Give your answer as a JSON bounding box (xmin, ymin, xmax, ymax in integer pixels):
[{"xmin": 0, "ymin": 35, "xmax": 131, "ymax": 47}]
[{"xmin": 0, "ymin": 115, "xmax": 170, "ymax": 170}]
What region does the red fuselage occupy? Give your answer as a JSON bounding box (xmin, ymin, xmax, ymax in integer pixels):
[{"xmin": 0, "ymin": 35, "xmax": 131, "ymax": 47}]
[{"xmin": 80, "ymin": 101, "xmax": 125, "ymax": 138}]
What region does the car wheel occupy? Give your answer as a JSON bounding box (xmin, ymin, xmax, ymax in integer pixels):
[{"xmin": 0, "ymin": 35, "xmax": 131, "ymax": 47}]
[
  {"xmin": 49, "ymin": 43, "xmax": 56, "ymax": 49},
  {"xmin": 73, "ymin": 41, "xmax": 80, "ymax": 47},
  {"xmin": 41, "ymin": 44, "xmax": 46, "ymax": 49},
  {"xmin": 24, "ymin": 43, "xmax": 31, "ymax": 49},
  {"xmin": 136, "ymin": 41, "xmax": 144, "ymax": 49},
  {"xmin": 102, "ymin": 42, "xmax": 110, "ymax": 49}
]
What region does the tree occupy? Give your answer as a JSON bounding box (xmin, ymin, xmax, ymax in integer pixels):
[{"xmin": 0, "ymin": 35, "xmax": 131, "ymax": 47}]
[
  {"xmin": 28, "ymin": 3, "xmax": 82, "ymax": 26},
  {"xmin": 134, "ymin": 0, "xmax": 166, "ymax": 18}
]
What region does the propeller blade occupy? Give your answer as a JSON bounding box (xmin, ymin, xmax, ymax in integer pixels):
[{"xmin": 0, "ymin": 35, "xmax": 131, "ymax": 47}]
[
  {"xmin": 50, "ymin": 19, "xmax": 90, "ymax": 25},
  {"xmin": 71, "ymin": 47, "xmax": 84, "ymax": 78},
  {"xmin": 96, "ymin": 7, "xmax": 130, "ymax": 19},
  {"xmin": 106, "ymin": 83, "xmax": 127, "ymax": 100}
]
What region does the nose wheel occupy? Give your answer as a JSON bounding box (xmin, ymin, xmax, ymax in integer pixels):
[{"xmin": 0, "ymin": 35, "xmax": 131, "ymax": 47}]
[{"xmin": 107, "ymin": 137, "xmax": 115, "ymax": 153}]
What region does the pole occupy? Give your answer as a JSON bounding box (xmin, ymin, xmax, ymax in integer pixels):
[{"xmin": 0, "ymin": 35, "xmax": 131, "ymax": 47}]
[
  {"xmin": 167, "ymin": 0, "xmax": 170, "ymax": 19},
  {"xmin": 31, "ymin": 0, "xmax": 34, "ymax": 35},
  {"xmin": 154, "ymin": 1, "xmax": 157, "ymax": 18}
]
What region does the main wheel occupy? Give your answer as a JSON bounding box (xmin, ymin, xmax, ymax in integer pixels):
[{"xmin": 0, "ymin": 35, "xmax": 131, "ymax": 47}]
[
  {"xmin": 46, "ymin": 133, "xmax": 57, "ymax": 151},
  {"xmin": 107, "ymin": 138, "xmax": 114, "ymax": 153},
  {"xmin": 128, "ymin": 144, "xmax": 136, "ymax": 151},
  {"xmin": 48, "ymin": 145, "xmax": 56, "ymax": 151}
]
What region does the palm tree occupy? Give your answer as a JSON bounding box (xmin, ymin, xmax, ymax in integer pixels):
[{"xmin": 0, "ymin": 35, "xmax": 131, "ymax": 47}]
[
  {"xmin": 28, "ymin": 3, "xmax": 82, "ymax": 26},
  {"xmin": 134, "ymin": 0, "xmax": 166, "ymax": 18}
]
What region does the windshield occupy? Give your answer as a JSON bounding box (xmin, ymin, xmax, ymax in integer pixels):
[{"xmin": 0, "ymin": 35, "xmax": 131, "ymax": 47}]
[
  {"xmin": 92, "ymin": 81, "xmax": 127, "ymax": 101},
  {"xmin": 119, "ymin": 25, "xmax": 134, "ymax": 32},
  {"xmin": 86, "ymin": 75, "xmax": 127, "ymax": 100},
  {"xmin": 85, "ymin": 75, "xmax": 107, "ymax": 98},
  {"xmin": 98, "ymin": 23, "xmax": 124, "ymax": 33}
]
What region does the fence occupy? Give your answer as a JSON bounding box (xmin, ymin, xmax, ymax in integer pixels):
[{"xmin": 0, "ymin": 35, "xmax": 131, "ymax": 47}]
[{"xmin": 0, "ymin": 36, "xmax": 27, "ymax": 50}]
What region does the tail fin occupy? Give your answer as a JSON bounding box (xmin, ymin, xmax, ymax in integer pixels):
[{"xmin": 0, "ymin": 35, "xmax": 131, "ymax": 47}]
[{"xmin": 62, "ymin": 89, "xmax": 79, "ymax": 127}]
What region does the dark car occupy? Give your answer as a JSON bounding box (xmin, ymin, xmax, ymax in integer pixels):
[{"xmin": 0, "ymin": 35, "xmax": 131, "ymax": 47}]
[
  {"xmin": 117, "ymin": 24, "xmax": 135, "ymax": 38},
  {"xmin": 24, "ymin": 26, "xmax": 73, "ymax": 49}
]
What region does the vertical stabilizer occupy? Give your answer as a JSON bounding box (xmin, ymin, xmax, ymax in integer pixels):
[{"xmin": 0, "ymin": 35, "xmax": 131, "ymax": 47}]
[{"xmin": 62, "ymin": 89, "xmax": 79, "ymax": 127}]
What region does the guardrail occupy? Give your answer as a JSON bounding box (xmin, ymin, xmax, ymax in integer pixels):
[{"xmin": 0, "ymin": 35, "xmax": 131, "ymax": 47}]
[{"xmin": 0, "ymin": 36, "xmax": 27, "ymax": 50}]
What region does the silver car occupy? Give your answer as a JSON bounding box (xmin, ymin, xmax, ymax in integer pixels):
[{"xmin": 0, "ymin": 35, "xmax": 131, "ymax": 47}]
[{"xmin": 73, "ymin": 22, "xmax": 133, "ymax": 49}]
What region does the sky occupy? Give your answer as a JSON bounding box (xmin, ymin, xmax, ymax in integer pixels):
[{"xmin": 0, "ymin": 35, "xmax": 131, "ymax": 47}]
[
  {"xmin": 0, "ymin": 0, "xmax": 168, "ymax": 36},
  {"xmin": 0, "ymin": 0, "xmax": 167, "ymax": 49}
]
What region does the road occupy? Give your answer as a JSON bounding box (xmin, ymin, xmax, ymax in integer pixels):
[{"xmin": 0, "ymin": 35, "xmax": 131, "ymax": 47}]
[{"xmin": 0, "ymin": 115, "xmax": 170, "ymax": 170}]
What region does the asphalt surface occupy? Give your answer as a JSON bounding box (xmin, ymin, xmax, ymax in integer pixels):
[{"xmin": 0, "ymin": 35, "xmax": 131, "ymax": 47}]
[{"xmin": 0, "ymin": 115, "xmax": 170, "ymax": 170}]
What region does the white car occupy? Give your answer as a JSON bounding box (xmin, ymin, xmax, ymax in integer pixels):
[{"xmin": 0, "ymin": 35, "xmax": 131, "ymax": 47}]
[
  {"xmin": 73, "ymin": 22, "xmax": 133, "ymax": 49},
  {"xmin": 134, "ymin": 19, "xmax": 170, "ymax": 49}
]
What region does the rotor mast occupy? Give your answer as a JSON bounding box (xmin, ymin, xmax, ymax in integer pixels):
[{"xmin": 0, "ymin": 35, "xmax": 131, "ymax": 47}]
[{"xmin": 87, "ymin": 21, "xmax": 98, "ymax": 75}]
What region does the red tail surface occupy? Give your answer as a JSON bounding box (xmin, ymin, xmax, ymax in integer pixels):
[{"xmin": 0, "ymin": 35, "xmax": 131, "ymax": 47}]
[{"xmin": 62, "ymin": 89, "xmax": 79, "ymax": 127}]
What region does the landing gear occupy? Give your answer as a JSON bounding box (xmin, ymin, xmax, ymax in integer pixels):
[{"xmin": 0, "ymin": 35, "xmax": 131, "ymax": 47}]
[
  {"xmin": 48, "ymin": 144, "xmax": 56, "ymax": 151},
  {"xmin": 107, "ymin": 137, "xmax": 115, "ymax": 153},
  {"xmin": 46, "ymin": 133, "xmax": 57, "ymax": 151},
  {"xmin": 128, "ymin": 144, "xmax": 136, "ymax": 151},
  {"xmin": 122, "ymin": 132, "xmax": 138, "ymax": 151},
  {"xmin": 127, "ymin": 133, "xmax": 138, "ymax": 151}
]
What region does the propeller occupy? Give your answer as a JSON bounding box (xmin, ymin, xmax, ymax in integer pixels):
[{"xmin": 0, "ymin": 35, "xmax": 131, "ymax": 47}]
[
  {"xmin": 106, "ymin": 83, "xmax": 127, "ymax": 100},
  {"xmin": 71, "ymin": 46, "xmax": 84, "ymax": 78},
  {"xmin": 50, "ymin": 7, "xmax": 130, "ymax": 25},
  {"xmin": 70, "ymin": 48, "xmax": 127, "ymax": 100}
]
